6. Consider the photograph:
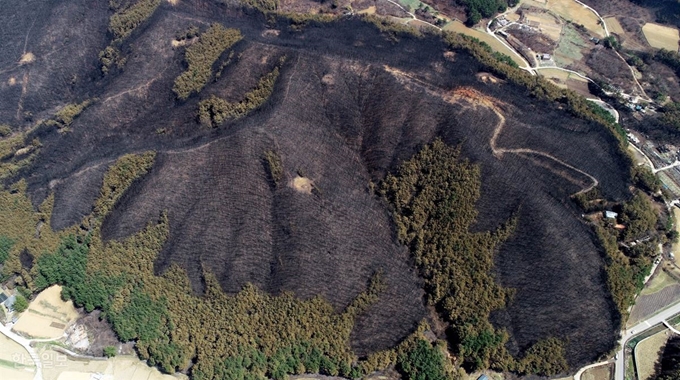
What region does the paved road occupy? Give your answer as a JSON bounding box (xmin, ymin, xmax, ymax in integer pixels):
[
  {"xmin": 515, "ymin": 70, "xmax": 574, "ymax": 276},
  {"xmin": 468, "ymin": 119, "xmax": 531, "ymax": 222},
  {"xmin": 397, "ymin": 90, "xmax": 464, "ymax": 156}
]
[
  {"xmin": 0, "ymin": 323, "xmax": 43, "ymax": 380},
  {"xmin": 654, "ymin": 160, "xmax": 680, "ymax": 174},
  {"xmin": 614, "ymin": 302, "xmax": 680, "ymax": 380}
]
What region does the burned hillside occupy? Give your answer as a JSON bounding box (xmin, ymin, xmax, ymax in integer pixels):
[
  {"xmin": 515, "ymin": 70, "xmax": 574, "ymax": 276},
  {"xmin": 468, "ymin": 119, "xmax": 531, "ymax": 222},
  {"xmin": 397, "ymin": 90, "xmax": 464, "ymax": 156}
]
[{"xmin": 0, "ymin": 0, "xmax": 632, "ymax": 374}]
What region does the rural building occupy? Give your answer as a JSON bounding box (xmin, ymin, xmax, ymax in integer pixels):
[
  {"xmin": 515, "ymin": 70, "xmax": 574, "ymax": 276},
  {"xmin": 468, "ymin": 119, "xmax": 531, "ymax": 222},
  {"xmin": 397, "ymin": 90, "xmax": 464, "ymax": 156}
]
[
  {"xmin": 541, "ymin": 54, "xmax": 551, "ymax": 60},
  {"xmin": 478, "ymin": 375, "xmax": 489, "ymax": 380},
  {"xmin": 604, "ymin": 211, "xmax": 618, "ymax": 219},
  {"xmin": 2, "ymin": 294, "xmax": 16, "ymax": 311},
  {"xmin": 627, "ymin": 133, "xmax": 640, "ymax": 144}
]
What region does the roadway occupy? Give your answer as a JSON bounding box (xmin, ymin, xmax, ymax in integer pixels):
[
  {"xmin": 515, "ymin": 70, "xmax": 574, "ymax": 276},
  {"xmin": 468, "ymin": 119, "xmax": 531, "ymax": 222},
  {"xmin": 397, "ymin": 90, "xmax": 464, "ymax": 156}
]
[
  {"xmin": 613, "ymin": 302, "xmax": 680, "ymax": 380},
  {"xmin": 0, "ymin": 323, "xmax": 44, "ymax": 380}
]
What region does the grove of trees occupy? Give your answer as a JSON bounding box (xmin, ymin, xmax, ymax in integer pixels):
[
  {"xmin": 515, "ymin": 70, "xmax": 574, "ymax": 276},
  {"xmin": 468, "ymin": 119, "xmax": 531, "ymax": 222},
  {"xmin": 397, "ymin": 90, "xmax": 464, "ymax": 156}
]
[
  {"xmin": 380, "ymin": 139, "xmax": 567, "ymax": 375},
  {"xmin": 197, "ymin": 65, "xmax": 281, "ymax": 126},
  {"xmin": 173, "ymin": 24, "xmax": 243, "ymax": 100}
]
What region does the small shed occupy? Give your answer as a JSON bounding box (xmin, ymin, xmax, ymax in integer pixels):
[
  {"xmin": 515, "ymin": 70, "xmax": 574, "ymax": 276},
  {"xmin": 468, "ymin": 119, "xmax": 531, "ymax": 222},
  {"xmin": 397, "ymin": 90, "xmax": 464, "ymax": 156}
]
[
  {"xmin": 478, "ymin": 375, "xmax": 490, "ymax": 380},
  {"xmin": 541, "ymin": 54, "xmax": 551, "ymax": 60},
  {"xmin": 604, "ymin": 211, "xmax": 618, "ymax": 219}
]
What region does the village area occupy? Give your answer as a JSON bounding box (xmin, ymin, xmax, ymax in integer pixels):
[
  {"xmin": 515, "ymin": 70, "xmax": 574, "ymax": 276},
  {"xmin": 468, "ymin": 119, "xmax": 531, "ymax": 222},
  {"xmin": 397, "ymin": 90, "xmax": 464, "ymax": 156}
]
[{"xmin": 0, "ymin": 285, "xmax": 185, "ymax": 380}]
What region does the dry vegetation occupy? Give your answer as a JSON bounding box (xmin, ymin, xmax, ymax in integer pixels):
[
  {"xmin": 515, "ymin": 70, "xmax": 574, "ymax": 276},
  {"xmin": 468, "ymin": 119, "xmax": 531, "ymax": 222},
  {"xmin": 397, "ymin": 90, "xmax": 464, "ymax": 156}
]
[
  {"xmin": 108, "ymin": 0, "xmax": 162, "ymax": 42},
  {"xmin": 173, "ymin": 24, "xmax": 243, "ymax": 100},
  {"xmin": 44, "ymin": 100, "xmax": 94, "ymax": 130},
  {"xmin": 635, "ymin": 329, "xmax": 669, "ymax": 380},
  {"xmin": 442, "ymin": 21, "xmax": 525, "ymax": 66},
  {"xmin": 3, "ymin": 153, "xmax": 435, "ymax": 379},
  {"xmin": 99, "ymin": 0, "xmax": 162, "ymax": 73},
  {"xmin": 605, "ymin": 17, "xmax": 625, "ymax": 35},
  {"xmin": 642, "ymin": 23, "xmax": 680, "ymax": 51},
  {"xmin": 197, "ymin": 65, "xmax": 280, "ymax": 126},
  {"xmin": 0, "ymin": 3, "xmax": 645, "ymax": 379},
  {"xmin": 381, "ymin": 140, "xmax": 567, "ymax": 375},
  {"xmin": 521, "ymin": 0, "xmax": 604, "ymax": 38}
]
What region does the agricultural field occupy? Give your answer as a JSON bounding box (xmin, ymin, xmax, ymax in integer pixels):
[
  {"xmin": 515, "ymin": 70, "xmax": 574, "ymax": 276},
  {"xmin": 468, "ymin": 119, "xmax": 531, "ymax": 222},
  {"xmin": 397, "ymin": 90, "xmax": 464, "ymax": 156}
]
[
  {"xmin": 581, "ymin": 364, "xmax": 612, "ymax": 380},
  {"xmin": 634, "ymin": 329, "xmax": 670, "ymax": 380},
  {"xmin": 604, "ymin": 17, "xmax": 625, "ymax": 35},
  {"xmin": 13, "ymin": 285, "xmax": 79, "ymax": 339},
  {"xmin": 39, "ymin": 349, "xmax": 186, "ymax": 380},
  {"xmin": 443, "ymin": 21, "xmax": 526, "ymax": 66},
  {"xmin": 640, "ymin": 270, "xmax": 679, "ymax": 297},
  {"xmin": 0, "ymin": 365, "xmax": 34, "ymax": 380},
  {"xmin": 628, "ymin": 282, "xmax": 680, "ymax": 327},
  {"xmin": 642, "ymin": 23, "xmax": 680, "ymax": 51},
  {"xmin": 0, "ymin": 334, "xmax": 35, "ymax": 380},
  {"xmin": 553, "ymin": 23, "xmax": 589, "ymax": 68},
  {"xmin": 0, "ymin": 333, "xmax": 34, "ymax": 368},
  {"xmin": 521, "ymin": 0, "xmax": 605, "ymax": 38},
  {"xmin": 523, "ymin": 9, "xmax": 563, "ymax": 41},
  {"xmin": 357, "ymin": 5, "xmax": 376, "ymax": 14},
  {"xmin": 536, "ymin": 68, "xmax": 590, "ymax": 97}
]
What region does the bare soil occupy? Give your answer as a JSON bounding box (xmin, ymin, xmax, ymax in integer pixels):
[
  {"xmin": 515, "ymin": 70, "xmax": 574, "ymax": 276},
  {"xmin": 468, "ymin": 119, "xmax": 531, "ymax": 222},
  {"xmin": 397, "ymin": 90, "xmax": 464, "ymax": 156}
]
[
  {"xmin": 582, "ymin": 364, "xmax": 613, "ymax": 380},
  {"xmin": 635, "ymin": 329, "xmax": 669, "ymax": 380},
  {"xmin": 13, "ymin": 285, "xmax": 79, "ymax": 339},
  {"xmin": 505, "ymin": 25, "xmax": 556, "ymax": 54},
  {"xmin": 77, "ymin": 310, "xmax": 135, "ymax": 357}
]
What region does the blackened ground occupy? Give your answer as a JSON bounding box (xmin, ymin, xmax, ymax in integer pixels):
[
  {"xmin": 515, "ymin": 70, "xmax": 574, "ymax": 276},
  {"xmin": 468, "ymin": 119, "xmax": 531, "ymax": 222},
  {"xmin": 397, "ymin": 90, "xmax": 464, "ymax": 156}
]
[{"xmin": 0, "ymin": 0, "xmax": 630, "ymax": 370}]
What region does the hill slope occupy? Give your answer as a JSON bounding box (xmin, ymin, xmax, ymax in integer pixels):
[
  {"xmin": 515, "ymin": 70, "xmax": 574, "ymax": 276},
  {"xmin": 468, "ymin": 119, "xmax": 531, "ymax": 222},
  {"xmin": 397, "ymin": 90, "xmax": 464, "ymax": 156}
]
[{"xmin": 0, "ymin": 0, "xmax": 631, "ymax": 374}]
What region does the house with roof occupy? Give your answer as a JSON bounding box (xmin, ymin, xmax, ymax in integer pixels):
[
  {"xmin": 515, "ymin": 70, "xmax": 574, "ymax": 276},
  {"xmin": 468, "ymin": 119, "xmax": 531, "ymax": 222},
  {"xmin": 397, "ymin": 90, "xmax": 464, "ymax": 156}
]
[{"xmin": 604, "ymin": 211, "xmax": 618, "ymax": 219}]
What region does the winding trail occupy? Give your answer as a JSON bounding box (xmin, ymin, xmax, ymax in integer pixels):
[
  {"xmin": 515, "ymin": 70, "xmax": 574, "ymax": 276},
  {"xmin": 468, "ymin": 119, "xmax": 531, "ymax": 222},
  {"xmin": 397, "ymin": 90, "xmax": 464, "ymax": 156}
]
[
  {"xmin": 383, "ymin": 66, "xmax": 600, "ymax": 195},
  {"xmin": 462, "ymin": 87, "xmax": 599, "ymax": 195}
]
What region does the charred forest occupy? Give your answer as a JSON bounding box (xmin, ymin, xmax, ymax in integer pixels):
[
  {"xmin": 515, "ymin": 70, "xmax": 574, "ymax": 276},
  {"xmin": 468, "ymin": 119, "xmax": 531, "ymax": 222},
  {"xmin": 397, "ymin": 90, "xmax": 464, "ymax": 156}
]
[{"xmin": 0, "ymin": 0, "xmax": 637, "ymax": 378}]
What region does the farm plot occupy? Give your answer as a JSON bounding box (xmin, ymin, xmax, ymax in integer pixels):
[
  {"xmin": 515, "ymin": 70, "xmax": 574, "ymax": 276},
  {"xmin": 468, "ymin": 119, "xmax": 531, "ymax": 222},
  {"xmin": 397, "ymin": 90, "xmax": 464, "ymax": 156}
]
[
  {"xmin": 604, "ymin": 17, "xmax": 625, "ymax": 35},
  {"xmin": 523, "ymin": 9, "xmax": 563, "ymax": 41},
  {"xmin": 641, "ymin": 270, "xmax": 679, "ymax": 297},
  {"xmin": 357, "ymin": 5, "xmax": 376, "ymax": 14},
  {"xmin": 521, "ymin": 0, "xmax": 605, "ymax": 38},
  {"xmin": 581, "ymin": 364, "xmax": 612, "ymax": 380},
  {"xmin": 0, "ymin": 333, "xmax": 34, "ymax": 366},
  {"xmin": 628, "ymin": 283, "xmax": 680, "ymax": 327},
  {"xmin": 0, "ymin": 366, "xmax": 34, "ymax": 380},
  {"xmin": 40, "ymin": 348, "xmax": 186, "ymax": 380},
  {"xmin": 0, "ymin": 334, "xmax": 35, "ymax": 380},
  {"xmin": 537, "ymin": 68, "xmax": 590, "ymax": 96},
  {"xmin": 553, "ymin": 23, "xmax": 589, "ymax": 68},
  {"xmin": 13, "ymin": 285, "xmax": 79, "ymax": 339},
  {"xmin": 642, "ymin": 23, "xmax": 680, "ymax": 51},
  {"xmin": 443, "ymin": 21, "xmax": 526, "ymax": 66},
  {"xmin": 635, "ymin": 329, "xmax": 670, "ymax": 380}
]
